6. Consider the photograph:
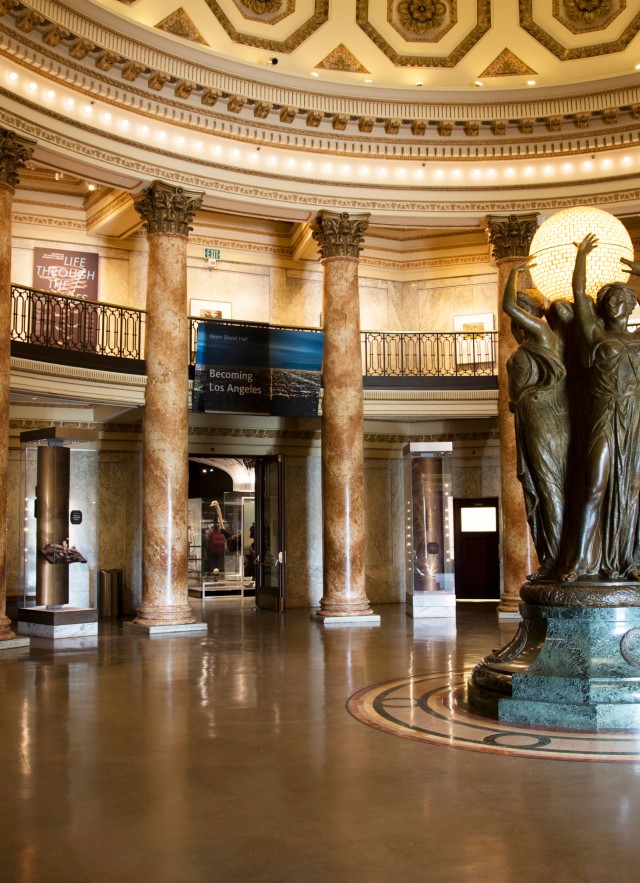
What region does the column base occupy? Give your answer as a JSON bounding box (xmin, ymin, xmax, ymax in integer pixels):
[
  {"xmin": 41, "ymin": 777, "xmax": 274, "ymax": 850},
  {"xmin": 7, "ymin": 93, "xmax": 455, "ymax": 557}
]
[
  {"xmin": 123, "ymin": 621, "xmax": 208, "ymax": 637},
  {"xmin": 17, "ymin": 606, "xmax": 98, "ymax": 640},
  {"xmin": 311, "ymin": 611, "xmax": 381, "ymax": 626},
  {"xmin": 0, "ymin": 635, "xmax": 30, "ymax": 650},
  {"xmin": 497, "ymin": 609, "xmax": 522, "ymax": 621},
  {"xmin": 406, "ymin": 590, "xmax": 456, "ymax": 618}
]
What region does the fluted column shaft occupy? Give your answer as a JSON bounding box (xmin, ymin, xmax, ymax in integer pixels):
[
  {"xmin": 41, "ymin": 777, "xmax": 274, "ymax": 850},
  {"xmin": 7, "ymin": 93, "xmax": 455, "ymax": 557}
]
[
  {"xmin": 312, "ymin": 211, "xmax": 373, "ymax": 617},
  {"xmin": 487, "ymin": 214, "xmax": 539, "ymax": 614},
  {"xmin": 0, "ymin": 129, "xmax": 35, "ymax": 639},
  {"xmin": 134, "ymin": 182, "xmax": 203, "ymax": 626}
]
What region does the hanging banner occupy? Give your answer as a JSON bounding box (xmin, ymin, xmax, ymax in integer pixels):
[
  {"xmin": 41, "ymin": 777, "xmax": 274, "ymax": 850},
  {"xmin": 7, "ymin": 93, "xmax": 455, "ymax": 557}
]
[
  {"xmin": 193, "ymin": 321, "xmax": 324, "ymax": 417},
  {"xmin": 31, "ymin": 249, "xmax": 100, "ymax": 352}
]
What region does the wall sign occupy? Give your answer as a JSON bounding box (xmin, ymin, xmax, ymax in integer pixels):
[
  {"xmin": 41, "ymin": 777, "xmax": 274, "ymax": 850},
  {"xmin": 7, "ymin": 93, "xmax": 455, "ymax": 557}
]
[{"xmin": 33, "ymin": 248, "xmax": 99, "ymax": 299}]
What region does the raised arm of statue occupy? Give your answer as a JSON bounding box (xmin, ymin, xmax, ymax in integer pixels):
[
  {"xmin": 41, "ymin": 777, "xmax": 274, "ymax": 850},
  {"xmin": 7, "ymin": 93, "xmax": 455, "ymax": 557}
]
[
  {"xmin": 621, "ymin": 257, "xmax": 640, "ymax": 278},
  {"xmin": 503, "ymin": 261, "xmax": 557, "ymax": 351},
  {"xmin": 572, "ymin": 234, "xmax": 603, "ymax": 348}
]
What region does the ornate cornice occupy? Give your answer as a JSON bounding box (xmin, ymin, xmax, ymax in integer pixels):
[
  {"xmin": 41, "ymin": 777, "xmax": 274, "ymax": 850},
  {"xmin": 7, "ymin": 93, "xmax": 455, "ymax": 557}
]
[
  {"xmin": 486, "ymin": 213, "xmax": 539, "ymax": 260},
  {"xmin": 311, "ymin": 211, "xmax": 370, "ymax": 259},
  {"xmin": 134, "ymin": 181, "xmax": 204, "ymax": 236},
  {"xmin": 0, "ymin": 126, "xmax": 36, "ymax": 191}
]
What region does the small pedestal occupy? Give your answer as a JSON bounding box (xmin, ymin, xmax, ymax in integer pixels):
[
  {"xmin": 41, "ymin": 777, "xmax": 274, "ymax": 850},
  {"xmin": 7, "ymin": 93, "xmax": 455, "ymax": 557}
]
[
  {"xmin": 0, "ymin": 635, "xmax": 30, "ymax": 650},
  {"xmin": 17, "ymin": 606, "xmax": 98, "ymax": 639},
  {"xmin": 406, "ymin": 589, "xmax": 456, "ymax": 618}
]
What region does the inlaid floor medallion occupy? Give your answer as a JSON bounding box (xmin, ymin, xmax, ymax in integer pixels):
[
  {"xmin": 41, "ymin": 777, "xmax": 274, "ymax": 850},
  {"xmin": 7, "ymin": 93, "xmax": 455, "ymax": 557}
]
[{"xmin": 346, "ymin": 672, "xmax": 640, "ymax": 762}]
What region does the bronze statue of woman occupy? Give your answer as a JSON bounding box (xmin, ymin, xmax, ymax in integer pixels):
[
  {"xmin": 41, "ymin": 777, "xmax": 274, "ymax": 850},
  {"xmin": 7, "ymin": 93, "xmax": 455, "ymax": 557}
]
[
  {"xmin": 503, "ymin": 261, "xmax": 570, "ymax": 579},
  {"xmin": 561, "ymin": 235, "xmax": 640, "ymax": 582}
]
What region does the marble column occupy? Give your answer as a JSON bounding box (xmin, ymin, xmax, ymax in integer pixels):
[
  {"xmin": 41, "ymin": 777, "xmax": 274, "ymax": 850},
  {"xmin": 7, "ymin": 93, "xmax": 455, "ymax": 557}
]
[
  {"xmin": 129, "ymin": 181, "xmax": 206, "ymax": 634},
  {"xmin": 487, "ymin": 213, "xmax": 539, "ymax": 617},
  {"xmin": 0, "ymin": 128, "xmax": 35, "ymax": 647},
  {"xmin": 311, "ymin": 211, "xmax": 379, "ymax": 624}
]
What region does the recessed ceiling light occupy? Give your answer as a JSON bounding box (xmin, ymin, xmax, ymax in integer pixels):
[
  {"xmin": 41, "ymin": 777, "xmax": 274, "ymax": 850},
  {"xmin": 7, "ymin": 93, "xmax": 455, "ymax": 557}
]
[
  {"xmin": 527, "ymin": 80, "xmax": 536, "ymax": 86},
  {"xmin": 475, "ymin": 80, "xmax": 483, "ymax": 87},
  {"xmin": 27, "ymin": 81, "xmax": 37, "ymax": 92},
  {"xmin": 636, "ymin": 64, "xmax": 640, "ymax": 70},
  {"xmin": 7, "ymin": 71, "xmax": 17, "ymax": 82},
  {"xmin": 364, "ymin": 79, "xmax": 373, "ymax": 83},
  {"xmin": 311, "ymin": 71, "xmax": 319, "ymax": 77},
  {"xmin": 416, "ymin": 81, "xmax": 423, "ymax": 87}
]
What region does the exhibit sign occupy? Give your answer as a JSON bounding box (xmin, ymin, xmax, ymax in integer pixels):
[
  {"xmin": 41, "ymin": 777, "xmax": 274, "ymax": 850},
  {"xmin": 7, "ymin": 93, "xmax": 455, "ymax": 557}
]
[
  {"xmin": 193, "ymin": 321, "xmax": 324, "ymax": 417},
  {"xmin": 33, "ymin": 248, "xmax": 99, "ymax": 299}
]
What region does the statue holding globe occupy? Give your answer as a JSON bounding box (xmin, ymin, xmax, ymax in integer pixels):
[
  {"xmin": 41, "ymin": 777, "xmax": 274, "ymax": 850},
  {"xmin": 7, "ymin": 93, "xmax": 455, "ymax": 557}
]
[{"xmin": 507, "ymin": 207, "xmax": 640, "ymax": 582}]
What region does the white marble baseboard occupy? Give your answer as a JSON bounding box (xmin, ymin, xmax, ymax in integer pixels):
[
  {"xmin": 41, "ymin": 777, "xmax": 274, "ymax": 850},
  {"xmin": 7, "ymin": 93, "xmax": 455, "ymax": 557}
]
[
  {"xmin": 123, "ymin": 621, "xmax": 208, "ymax": 637},
  {"xmin": 17, "ymin": 621, "xmax": 98, "ymax": 639},
  {"xmin": 0, "ymin": 636, "xmax": 31, "ymax": 650},
  {"xmin": 311, "ymin": 612, "xmax": 381, "ymax": 626}
]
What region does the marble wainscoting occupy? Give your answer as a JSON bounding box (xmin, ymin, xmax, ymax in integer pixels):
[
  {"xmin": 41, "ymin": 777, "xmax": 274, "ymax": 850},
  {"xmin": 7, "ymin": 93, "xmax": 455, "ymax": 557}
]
[
  {"xmin": 278, "ymin": 269, "xmax": 322, "ymax": 328},
  {"xmin": 363, "ymin": 457, "xmax": 406, "ymax": 604},
  {"xmin": 284, "ymin": 455, "xmax": 323, "ymax": 608},
  {"xmin": 451, "ymin": 438, "xmax": 501, "ymax": 499}
]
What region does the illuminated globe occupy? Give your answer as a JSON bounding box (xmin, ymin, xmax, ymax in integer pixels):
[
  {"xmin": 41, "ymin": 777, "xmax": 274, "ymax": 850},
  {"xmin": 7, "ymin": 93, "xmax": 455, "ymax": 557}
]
[{"xmin": 529, "ymin": 207, "xmax": 634, "ymax": 303}]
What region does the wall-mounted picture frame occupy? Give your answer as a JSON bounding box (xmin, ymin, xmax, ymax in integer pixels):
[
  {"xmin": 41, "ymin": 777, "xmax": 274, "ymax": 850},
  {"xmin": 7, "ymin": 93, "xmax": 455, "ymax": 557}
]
[
  {"xmin": 453, "ymin": 313, "xmax": 495, "ymax": 367},
  {"xmin": 189, "ymin": 299, "xmax": 232, "ymax": 320}
]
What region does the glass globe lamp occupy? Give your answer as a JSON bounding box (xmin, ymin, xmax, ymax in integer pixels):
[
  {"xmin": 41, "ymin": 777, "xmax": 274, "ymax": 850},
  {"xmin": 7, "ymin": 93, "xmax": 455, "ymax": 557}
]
[{"xmin": 529, "ymin": 206, "xmax": 634, "ymax": 302}]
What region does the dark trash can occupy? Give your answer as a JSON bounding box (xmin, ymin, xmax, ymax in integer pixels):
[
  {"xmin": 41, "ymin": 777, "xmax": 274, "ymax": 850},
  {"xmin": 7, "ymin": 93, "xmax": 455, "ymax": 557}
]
[{"xmin": 98, "ymin": 568, "xmax": 123, "ymax": 618}]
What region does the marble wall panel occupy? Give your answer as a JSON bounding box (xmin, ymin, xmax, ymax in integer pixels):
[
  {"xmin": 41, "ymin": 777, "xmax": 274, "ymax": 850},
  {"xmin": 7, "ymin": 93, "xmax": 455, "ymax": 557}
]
[
  {"xmin": 127, "ymin": 249, "xmax": 147, "ymax": 310},
  {"xmin": 10, "ymin": 243, "xmax": 32, "ymax": 288},
  {"xmin": 99, "ymin": 255, "xmax": 130, "ymax": 306},
  {"xmin": 209, "ymin": 268, "xmax": 270, "ymax": 323},
  {"xmin": 283, "ymin": 276, "xmax": 322, "ymax": 328},
  {"xmin": 284, "ymin": 454, "xmax": 323, "ymax": 608},
  {"xmin": 386, "ymin": 280, "xmax": 406, "ymax": 331},
  {"xmin": 452, "ymin": 456, "xmax": 501, "ymax": 499},
  {"xmin": 418, "ymin": 273, "xmax": 497, "ymax": 332},
  {"xmin": 360, "ymin": 279, "xmax": 391, "ymax": 332},
  {"xmin": 363, "ymin": 458, "xmax": 405, "ymax": 604}
]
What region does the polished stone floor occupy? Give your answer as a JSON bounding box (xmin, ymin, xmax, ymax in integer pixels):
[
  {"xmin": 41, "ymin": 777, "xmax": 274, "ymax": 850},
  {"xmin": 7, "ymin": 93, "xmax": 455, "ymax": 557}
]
[{"xmin": 2, "ymin": 601, "xmax": 640, "ymax": 882}]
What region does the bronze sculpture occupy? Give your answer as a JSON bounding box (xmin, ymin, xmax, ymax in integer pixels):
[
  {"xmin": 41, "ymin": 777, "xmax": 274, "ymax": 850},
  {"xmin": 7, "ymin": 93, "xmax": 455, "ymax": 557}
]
[
  {"xmin": 505, "ymin": 236, "xmax": 640, "ymax": 582},
  {"xmin": 502, "ymin": 262, "xmax": 569, "ymax": 579}
]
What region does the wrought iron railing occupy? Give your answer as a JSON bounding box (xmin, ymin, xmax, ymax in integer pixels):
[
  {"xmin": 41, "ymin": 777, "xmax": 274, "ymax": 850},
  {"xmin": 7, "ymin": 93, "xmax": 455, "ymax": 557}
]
[
  {"xmin": 361, "ymin": 330, "xmax": 497, "ymax": 377},
  {"xmin": 10, "ymin": 284, "xmax": 145, "ymax": 361},
  {"xmin": 10, "ymin": 285, "xmax": 498, "ymax": 379}
]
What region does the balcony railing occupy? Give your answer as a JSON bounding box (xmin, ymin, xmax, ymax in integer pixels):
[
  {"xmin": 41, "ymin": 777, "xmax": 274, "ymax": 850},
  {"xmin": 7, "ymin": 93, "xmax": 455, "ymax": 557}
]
[
  {"xmin": 10, "ymin": 284, "xmax": 145, "ymax": 364},
  {"xmin": 10, "ymin": 285, "xmax": 498, "ymax": 380}
]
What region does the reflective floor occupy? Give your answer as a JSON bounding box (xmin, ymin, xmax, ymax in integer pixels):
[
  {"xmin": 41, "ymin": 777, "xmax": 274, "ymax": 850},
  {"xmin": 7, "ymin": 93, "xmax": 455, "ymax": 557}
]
[{"xmin": 2, "ymin": 602, "xmax": 640, "ymax": 882}]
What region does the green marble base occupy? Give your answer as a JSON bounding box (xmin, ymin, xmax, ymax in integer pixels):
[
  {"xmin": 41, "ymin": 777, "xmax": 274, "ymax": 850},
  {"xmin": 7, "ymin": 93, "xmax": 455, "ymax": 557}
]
[{"xmin": 499, "ymin": 603, "xmax": 640, "ymax": 730}]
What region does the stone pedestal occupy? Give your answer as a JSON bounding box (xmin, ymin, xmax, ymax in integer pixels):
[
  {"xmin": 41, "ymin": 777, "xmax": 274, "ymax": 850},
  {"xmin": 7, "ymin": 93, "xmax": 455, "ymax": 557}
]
[
  {"xmin": 123, "ymin": 620, "xmax": 208, "ymax": 637},
  {"xmin": 406, "ymin": 590, "xmax": 456, "ymax": 618},
  {"xmin": 469, "ymin": 580, "xmax": 640, "ymax": 729},
  {"xmin": 17, "ymin": 606, "xmax": 98, "ymax": 640}
]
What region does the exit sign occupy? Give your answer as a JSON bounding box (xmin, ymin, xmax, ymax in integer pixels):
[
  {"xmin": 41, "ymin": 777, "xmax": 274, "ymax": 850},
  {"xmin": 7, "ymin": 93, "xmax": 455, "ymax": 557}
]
[{"xmin": 204, "ymin": 248, "xmax": 221, "ymax": 260}]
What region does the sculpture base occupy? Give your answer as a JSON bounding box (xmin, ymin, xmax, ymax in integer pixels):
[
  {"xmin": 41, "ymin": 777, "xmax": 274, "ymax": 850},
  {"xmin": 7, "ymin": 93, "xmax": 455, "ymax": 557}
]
[{"xmin": 469, "ymin": 579, "xmax": 640, "ymax": 729}]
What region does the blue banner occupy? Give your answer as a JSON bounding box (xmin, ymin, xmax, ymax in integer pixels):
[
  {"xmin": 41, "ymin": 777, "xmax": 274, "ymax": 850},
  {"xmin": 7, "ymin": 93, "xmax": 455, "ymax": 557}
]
[{"xmin": 192, "ymin": 321, "xmax": 324, "ymax": 417}]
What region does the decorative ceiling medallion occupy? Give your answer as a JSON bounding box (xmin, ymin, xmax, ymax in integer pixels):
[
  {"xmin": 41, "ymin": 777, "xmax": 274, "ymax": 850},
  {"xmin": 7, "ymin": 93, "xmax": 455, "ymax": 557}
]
[
  {"xmin": 358, "ymin": 0, "xmax": 489, "ymax": 67},
  {"xmin": 230, "ymin": 0, "xmax": 294, "ymax": 26},
  {"xmin": 480, "ymin": 49, "xmax": 537, "ymax": 77},
  {"xmin": 317, "ymin": 45, "xmax": 370, "ymax": 73},
  {"xmin": 203, "ymin": 0, "xmax": 328, "ymax": 51},
  {"xmin": 389, "ymin": 0, "xmax": 457, "ymax": 43},
  {"xmin": 156, "ymin": 9, "xmax": 208, "ymax": 45},
  {"xmin": 553, "ymin": 0, "xmax": 625, "ymax": 34},
  {"xmin": 521, "ymin": 0, "xmax": 639, "ymax": 58}
]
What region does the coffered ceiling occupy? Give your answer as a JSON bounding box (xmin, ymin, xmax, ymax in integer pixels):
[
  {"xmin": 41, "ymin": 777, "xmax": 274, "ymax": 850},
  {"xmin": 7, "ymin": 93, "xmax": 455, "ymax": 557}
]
[{"xmin": 2, "ymin": 0, "xmax": 640, "ymax": 256}]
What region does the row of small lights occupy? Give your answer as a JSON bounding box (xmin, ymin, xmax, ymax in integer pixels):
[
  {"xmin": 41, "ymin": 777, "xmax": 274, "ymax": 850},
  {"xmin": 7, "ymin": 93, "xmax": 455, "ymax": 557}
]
[{"xmin": 6, "ymin": 68, "xmax": 640, "ymax": 185}]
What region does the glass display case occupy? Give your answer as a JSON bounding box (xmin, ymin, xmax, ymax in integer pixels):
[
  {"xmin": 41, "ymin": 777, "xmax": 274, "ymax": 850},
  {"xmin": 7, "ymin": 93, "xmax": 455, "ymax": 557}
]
[
  {"xmin": 18, "ymin": 427, "xmax": 99, "ymax": 632},
  {"xmin": 189, "ymin": 492, "xmax": 255, "ymax": 598},
  {"xmin": 403, "ymin": 442, "xmax": 455, "ymax": 618}
]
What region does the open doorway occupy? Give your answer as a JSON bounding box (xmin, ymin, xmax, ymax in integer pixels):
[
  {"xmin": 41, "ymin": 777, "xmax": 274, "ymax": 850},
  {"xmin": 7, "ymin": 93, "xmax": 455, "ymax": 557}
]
[
  {"xmin": 188, "ymin": 456, "xmax": 285, "ymax": 611},
  {"xmin": 452, "ymin": 497, "xmax": 500, "ymax": 600}
]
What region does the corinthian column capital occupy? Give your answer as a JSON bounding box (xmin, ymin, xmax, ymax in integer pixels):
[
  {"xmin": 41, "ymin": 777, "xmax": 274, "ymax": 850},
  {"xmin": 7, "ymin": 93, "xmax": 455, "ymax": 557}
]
[
  {"xmin": 134, "ymin": 180, "xmax": 204, "ymax": 236},
  {"xmin": 0, "ymin": 127, "xmax": 36, "ymax": 193},
  {"xmin": 486, "ymin": 213, "xmax": 539, "ymax": 261},
  {"xmin": 311, "ymin": 210, "xmax": 370, "ymax": 259}
]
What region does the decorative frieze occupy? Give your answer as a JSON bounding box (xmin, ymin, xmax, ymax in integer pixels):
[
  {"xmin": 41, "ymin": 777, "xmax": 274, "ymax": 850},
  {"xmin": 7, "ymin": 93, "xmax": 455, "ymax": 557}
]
[
  {"xmin": 311, "ymin": 211, "xmax": 370, "ymax": 259},
  {"xmin": 133, "ymin": 181, "xmax": 203, "ymax": 237}
]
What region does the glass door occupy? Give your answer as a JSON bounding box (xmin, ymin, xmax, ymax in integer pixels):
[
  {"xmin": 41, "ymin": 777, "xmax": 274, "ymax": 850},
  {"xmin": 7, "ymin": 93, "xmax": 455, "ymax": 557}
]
[{"xmin": 255, "ymin": 455, "xmax": 285, "ymax": 611}]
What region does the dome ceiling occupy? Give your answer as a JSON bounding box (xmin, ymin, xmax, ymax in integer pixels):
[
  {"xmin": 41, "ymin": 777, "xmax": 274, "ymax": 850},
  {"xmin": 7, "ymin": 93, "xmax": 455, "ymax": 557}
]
[{"xmin": 110, "ymin": 0, "xmax": 640, "ymax": 91}]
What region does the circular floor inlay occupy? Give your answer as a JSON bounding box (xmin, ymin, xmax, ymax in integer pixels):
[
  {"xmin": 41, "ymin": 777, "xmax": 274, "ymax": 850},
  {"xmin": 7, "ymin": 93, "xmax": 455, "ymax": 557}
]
[{"xmin": 346, "ymin": 672, "xmax": 640, "ymax": 762}]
